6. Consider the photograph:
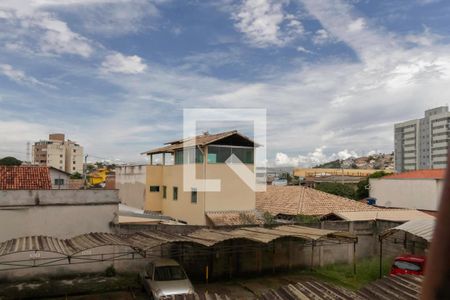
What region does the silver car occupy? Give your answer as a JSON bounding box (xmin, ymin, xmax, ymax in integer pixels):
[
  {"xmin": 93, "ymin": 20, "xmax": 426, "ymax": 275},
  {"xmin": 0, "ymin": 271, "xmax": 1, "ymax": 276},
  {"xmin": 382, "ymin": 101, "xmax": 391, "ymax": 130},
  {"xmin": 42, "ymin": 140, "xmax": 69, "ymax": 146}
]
[{"xmin": 140, "ymin": 258, "xmax": 195, "ymax": 299}]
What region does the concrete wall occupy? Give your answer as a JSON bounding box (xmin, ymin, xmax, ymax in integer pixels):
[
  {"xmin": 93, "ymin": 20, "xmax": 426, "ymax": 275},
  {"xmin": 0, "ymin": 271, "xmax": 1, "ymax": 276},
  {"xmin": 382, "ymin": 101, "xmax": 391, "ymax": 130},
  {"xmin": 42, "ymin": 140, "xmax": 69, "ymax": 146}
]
[
  {"xmin": 115, "ymin": 165, "xmax": 146, "ymax": 210},
  {"xmin": 370, "ymin": 178, "xmax": 443, "ymax": 211},
  {"xmin": 0, "ymin": 190, "xmax": 119, "ymax": 242}
]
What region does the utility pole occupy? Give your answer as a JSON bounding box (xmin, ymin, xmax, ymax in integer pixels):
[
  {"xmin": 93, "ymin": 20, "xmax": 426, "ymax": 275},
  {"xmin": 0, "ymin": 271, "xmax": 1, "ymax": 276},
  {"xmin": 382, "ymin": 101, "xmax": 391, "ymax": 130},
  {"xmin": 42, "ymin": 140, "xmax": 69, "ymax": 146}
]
[{"xmin": 83, "ymin": 154, "xmax": 88, "ymax": 189}]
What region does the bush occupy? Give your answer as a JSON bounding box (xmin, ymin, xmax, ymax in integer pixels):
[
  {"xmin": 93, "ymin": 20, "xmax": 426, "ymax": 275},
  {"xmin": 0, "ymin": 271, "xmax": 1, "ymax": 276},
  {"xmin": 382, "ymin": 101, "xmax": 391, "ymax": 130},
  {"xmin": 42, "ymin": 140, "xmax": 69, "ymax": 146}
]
[
  {"xmin": 294, "ymin": 214, "xmax": 319, "ymax": 224},
  {"xmin": 105, "ymin": 265, "xmax": 116, "ymax": 277},
  {"xmin": 263, "ymin": 211, "xmax": 276, "ymax": 225},
  {"xmin": 0, "ymin": 156, "xmax": 22, "ymax": 166},
  {"xmin": 315, "ymin": 182, "xmax": 356, "ymax": 199}
]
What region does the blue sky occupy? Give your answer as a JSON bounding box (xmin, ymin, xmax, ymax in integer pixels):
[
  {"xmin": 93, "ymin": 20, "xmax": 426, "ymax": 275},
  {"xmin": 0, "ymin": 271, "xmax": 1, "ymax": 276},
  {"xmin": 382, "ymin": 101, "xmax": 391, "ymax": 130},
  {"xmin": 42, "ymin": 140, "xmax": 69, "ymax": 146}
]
[{"xmin": 1, "ymin": 0, "xmax": 450, "ymax": 166}]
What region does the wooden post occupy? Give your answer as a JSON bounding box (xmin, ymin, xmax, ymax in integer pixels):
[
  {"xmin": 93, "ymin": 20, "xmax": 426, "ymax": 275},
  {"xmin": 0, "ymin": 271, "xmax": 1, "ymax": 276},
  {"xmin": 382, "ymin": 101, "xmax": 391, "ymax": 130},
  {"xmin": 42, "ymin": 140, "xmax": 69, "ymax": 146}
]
[
  {"xmin": 353, "ymin": 241, "xmax": 357, "ymax": 275},
  {"xmin": 379, "ymin": 238, "xmax": 383, "ymax": 278},
  {"xmin": 310, "ymin": 241, "xmax": 315, "ymax": 271}
]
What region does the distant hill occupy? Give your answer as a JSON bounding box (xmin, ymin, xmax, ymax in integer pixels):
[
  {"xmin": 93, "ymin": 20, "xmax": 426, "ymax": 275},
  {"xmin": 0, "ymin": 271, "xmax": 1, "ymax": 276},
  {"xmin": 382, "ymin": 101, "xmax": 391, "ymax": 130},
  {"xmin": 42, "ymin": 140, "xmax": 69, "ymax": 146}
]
[{"xmin": 314, "ymin": 152, "xmax": 394, "ymax": 170}]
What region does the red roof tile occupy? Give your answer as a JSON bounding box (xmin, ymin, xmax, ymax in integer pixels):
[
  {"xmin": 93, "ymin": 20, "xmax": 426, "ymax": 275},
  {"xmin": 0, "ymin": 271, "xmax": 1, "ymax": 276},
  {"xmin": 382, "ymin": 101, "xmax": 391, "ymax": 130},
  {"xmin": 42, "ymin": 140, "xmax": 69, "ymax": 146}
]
[
  {"xmin": 0, "ymin": 166, "xmax": 52, "ymax": 190},
  {"xmin": 384, "ymin": 169, "xmax": 446, "ymax": 180}
]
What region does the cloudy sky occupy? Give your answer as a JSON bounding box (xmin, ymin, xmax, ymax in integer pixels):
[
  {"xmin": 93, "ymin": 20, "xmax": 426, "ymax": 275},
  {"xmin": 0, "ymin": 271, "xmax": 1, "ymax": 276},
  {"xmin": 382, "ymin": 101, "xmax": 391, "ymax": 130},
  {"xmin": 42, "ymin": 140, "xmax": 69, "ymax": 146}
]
[{"xmin": 1, "ymin": 0, "xmax": 450, "ymax": 166}]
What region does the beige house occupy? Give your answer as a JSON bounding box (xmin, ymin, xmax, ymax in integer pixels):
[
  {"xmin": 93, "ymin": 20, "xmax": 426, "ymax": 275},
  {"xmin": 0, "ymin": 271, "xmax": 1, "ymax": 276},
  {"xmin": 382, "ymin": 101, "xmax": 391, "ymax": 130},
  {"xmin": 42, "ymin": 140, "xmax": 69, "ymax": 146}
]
[
  {"xmin": 32, "ymin": 133, "xmax": 84, "ymax": 174},
  {"xmin": 117, "ymin": 131, "xmax": 257, "ymax": 225}
]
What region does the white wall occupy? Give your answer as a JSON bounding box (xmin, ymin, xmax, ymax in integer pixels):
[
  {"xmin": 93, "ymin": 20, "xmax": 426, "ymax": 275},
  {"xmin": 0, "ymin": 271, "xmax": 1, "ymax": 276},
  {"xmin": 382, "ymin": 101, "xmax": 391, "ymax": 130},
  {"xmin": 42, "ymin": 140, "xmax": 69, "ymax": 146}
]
[
  {"xmin": 0, "ymin": 190, "xmax": 119, "ymax": 242},
  {"xmin": 115, "ymin": 165, "xmax": 147, "ymax": 209},
  {"xmin": 370, "ymin": 178, "xmax": 443, "ymax": 211}
]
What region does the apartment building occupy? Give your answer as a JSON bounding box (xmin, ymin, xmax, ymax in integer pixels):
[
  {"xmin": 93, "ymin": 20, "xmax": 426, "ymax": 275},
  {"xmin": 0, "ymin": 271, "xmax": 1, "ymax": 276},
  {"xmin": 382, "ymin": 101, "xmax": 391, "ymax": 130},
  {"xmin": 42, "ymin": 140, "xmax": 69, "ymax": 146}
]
[
  {"xmin": 116, "ymin": 130, "xmax": 257, "ymax": 225},
  {"xmin": 32, "ymin": 133, "xmax": 84, "ymax": 174},
  {"xmin": 394, "ymin": 106, "xmax": 450, "ymax": 172}
]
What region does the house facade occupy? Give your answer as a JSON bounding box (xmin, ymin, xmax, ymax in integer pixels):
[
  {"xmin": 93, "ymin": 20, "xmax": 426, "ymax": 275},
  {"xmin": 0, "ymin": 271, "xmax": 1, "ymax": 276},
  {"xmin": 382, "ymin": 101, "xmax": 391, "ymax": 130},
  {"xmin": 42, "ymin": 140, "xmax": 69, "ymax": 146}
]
[{"xmin": 116, "ymin": 131, "xmax": 257, "ymax": 225}]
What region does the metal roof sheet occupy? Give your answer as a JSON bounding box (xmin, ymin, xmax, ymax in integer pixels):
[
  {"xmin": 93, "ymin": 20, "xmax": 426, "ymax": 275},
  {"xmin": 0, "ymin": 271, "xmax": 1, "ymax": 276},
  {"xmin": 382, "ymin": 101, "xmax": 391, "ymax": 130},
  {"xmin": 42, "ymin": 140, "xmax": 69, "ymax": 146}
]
[
  {"xmin": 260, "ymin": 280, "xmax": 362, "ymax": 300},
  {"xmin": 381, "ymin": 219, "xmax": 435, "ymax": 242},
  {"xmin": 0, "ymin": 225, "xmax": 357, "ymax": 257},
  {"xmin": 357, "ymin": 275, "xmax": 423, "ymax": 299},
  {"xmin": 323, "ymin": 209, "xmax": 435, "ymax": 222}
]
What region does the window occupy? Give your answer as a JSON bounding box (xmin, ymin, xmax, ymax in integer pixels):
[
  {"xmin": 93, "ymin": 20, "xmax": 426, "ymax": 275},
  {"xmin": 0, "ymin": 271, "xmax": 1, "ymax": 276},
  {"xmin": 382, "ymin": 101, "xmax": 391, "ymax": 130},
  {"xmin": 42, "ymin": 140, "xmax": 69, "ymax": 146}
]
[
  {"xmin": 174, "ymin": 147, "xmax": 203, "ymax": 164},
  {"xmin": 207, "ymin": 146, "xmax": 254, "ymax": 164},
  {"xmin": 73, "ymin": 149, "xmax": 76, "ymax": 153},
  {"xmin": 163, "ymin": 186, "xmax": 167, "ymax": 199},
  {"xmin": 173, "ymin": 187, "xmax": 178, "ymax": 200},
  {"xmin": 60, "ymin": 154, "xmax": 63, "ymax": 158},
  {"xmin": 150, "ymin": 186, "xmax": 160, "ymax": 192},
  {"xmin": 73, "ymin": 161, "xmax": 76, "ymax": 164},
  {"xmin": 60, "ymin": 160, "xmax": 63, "ymax": 163},
  {"xmin": 72, "ymin": 167, "xmax": 75, "ymax": 170},
  {"xmin": 154, "ymin": 266, "xmax": 187, "ymax": 281},
  {"xmin": 191, "ymin": 188, "xmax": 197, "ymax": 203},
  {"xmin": 54, "ymin": 178, "xmax": 64, "ymax": 186}
]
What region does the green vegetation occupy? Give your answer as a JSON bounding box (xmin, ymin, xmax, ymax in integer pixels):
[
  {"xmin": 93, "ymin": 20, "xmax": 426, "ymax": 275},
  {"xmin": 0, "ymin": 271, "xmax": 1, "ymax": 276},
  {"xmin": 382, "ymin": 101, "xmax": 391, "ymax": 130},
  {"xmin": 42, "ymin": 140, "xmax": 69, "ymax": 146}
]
[
  {"xmin": 262, "ymin": 211, "xmax": 276, "ymax": 225},
  {"xmin": 293, "ymin": 214, "xmax": 320, "ymax": 224},
  {"xmin": 105, "ymin": 265, "xmax": 116, "ymax": 277},
  {"xmin": 315, "ymin": 182, "xmax": 356, "ymax": 199},
  {"xmin": 299, "ymin": 257, "xmax": 392, "ymax": 290},
  {"xmin": 70, "ymin": 172, "xmax": 83, "ymax": 179},
  {"xmin": 313, "ymin": 159, "xmax": 342, "ymax": 169},
  {"xmin": 0, "ymin": 156, "xmax": 22, "ymax": 166},
  {"xmin": 355, "ymin": 171, "xmax": 389, "ymax": 199}
]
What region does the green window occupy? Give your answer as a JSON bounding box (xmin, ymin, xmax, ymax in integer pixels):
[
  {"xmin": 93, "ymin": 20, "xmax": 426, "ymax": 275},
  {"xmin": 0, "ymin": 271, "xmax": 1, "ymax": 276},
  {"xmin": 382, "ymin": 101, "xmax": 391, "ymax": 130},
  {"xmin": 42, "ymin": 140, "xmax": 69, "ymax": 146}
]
[
  {"xmin": 163, "ymin": 186, "xmax": 167, "ymax": 199},
  {"xmin": 150, "ymin": 186, "xmax": 160, "ymax": 192},
  {"xmin": 174, "ymin": 148, "xmax": 204, "ymax": 164},
  {"xmin": 191, "ymin": 188, "xmax": 197, "ymax": 203},
  {"xmin": 173, "ymin": 187, "xmax": 178, "ymax": 200},
  {"xmin": 207, "ymin": 146, "xmax": 254, "ymax": 164}
]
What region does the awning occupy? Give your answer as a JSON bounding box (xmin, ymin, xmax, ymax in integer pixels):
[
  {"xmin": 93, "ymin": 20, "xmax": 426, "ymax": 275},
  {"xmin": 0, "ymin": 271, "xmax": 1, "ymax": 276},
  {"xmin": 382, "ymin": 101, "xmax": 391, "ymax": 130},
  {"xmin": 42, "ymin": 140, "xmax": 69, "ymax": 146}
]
[{"xmin": 380, "ymin": 219, "xmax": 435, "ymax": 242}]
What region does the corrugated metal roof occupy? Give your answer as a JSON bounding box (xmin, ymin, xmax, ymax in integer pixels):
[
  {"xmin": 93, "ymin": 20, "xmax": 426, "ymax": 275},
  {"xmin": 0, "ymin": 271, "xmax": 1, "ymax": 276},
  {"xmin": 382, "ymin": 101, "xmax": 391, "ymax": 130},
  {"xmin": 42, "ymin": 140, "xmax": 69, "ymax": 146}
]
[
  {"xmin": 357, "ymin": 275, "xmax": 423, "ymax": 299},
  {"xmin": 260, "ymin": 280, "xmax": 362, "ymax": 299},
  {"xmin": 380, "ymin": 219, "xmax": 435, "ymax": 242},
  {"xmin": 323, "ymin": 209, "xmax": 435, "ymax": 222},
  {"xmin": 0, "ymin": 225, "xmax": 357, "ymax": 257},
  {"xmin": 261, "ymin": 275, "xmax": 423, "ymax": 300}
]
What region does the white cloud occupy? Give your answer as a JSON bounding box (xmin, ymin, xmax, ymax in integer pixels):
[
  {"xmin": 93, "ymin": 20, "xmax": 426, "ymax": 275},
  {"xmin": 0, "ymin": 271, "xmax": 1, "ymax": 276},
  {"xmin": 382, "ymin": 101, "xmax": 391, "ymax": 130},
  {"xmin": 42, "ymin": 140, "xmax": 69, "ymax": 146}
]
[
  {"xmin": 101, "ymin": 53, "xmax": 147, "ymax": 74},
  {"xmin": 232, "ymin": 0, "xmax": 304, "ymax": 47},
  {"xmin": 312, "ymin": 29, "xmax": 335, "ymax": 45},
  {"xmin": 0, "ymin": 3, "xmax": 94, "ymax": 57},
  {"xmin": 347, "ymin": 17, "xmax": 365, "ymax": 33},
  {"xmin": 296, "ymin": 46, "xmax": 313, "ymax": 54},
  {"xmin": 0, "ymin": 64, "xmax": 54, "ymax": 88},
  {"xmin": 274, "ymin": 147, "xmax": 360, "ymax": 167}
]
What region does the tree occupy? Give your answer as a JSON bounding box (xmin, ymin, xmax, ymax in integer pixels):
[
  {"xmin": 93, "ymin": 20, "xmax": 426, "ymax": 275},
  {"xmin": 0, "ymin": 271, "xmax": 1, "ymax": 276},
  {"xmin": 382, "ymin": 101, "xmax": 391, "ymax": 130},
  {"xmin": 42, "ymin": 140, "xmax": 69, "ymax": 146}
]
[
  {"xmin": 315, "ymin": 182, "xmax": 356, "ymax": 199},
  {"xmin": 355, "ymin": 171, "xmax": 389, "ymax": 199},
  {"xmin": 0, "ymin": 156, "xmax": 22, "ymax": 166},
  {"xmin": 70, "ymin": 172, "xmax": 83, "ymax": 179}
]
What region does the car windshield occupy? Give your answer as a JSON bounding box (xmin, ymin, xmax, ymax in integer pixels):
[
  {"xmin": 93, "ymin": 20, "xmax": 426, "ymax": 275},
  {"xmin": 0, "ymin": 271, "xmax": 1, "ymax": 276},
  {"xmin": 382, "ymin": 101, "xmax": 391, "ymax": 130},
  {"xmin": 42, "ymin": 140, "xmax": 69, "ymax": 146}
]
[
  {"xmin": 154, "ymin": 266, "xmax": 187, "ymax": 281},
  {"xmin": 393, "ymin": 260, "xmax": 422, "ymax": 271}
]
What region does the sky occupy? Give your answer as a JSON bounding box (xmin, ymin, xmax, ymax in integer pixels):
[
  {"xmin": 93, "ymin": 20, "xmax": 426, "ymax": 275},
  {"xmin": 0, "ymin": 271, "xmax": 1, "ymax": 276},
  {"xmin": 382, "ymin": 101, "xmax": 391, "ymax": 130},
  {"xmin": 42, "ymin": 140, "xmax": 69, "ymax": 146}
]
[{"xmin": 1, "ymin": 0, "xmax": 450, "ymax": 166}]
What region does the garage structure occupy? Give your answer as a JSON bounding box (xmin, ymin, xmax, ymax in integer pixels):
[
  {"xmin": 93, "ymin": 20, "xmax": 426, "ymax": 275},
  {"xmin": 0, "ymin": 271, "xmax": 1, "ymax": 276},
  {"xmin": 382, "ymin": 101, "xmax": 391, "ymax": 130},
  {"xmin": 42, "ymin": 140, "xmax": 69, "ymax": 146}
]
[{"xmin": 0, "ymin": 225, "xmax": 357, "ymax": 280}]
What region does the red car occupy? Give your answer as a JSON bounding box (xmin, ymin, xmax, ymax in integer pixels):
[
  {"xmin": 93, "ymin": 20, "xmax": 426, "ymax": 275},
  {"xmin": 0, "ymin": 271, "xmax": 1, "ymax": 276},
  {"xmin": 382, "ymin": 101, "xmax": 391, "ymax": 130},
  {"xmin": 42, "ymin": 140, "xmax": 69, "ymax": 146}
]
[{"xmin": 390, "ymin": 254, "xmax": 426, "ymax": 275}]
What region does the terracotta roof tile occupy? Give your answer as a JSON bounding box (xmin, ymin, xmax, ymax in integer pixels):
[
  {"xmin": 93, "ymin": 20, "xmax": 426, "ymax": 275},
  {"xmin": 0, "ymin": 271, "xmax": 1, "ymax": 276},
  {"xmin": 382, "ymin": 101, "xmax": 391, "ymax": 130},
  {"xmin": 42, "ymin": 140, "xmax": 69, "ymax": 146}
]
[
  {"xmin": 0, "ymin": 166, "xmax": 52, "ymax": 190},
  {"xmin": 256, "ymin": 185, "xmax": 379, "ymax": 217},
  {"xmin": 384, "ymin": 169, "xmax": 446, "ymax": 179}
]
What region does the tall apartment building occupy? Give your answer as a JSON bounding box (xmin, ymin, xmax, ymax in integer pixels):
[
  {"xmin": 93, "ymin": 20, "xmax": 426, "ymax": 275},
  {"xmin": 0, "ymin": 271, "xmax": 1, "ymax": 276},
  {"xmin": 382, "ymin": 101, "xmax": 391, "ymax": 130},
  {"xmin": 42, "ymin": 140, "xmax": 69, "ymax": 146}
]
[
  {"xmin": 32, "ymin": 133, "xmax": 84, "ymax": 174},
  {"xmin": 395, "ymin": 106, "xmax": 450, "ymax": 172}
]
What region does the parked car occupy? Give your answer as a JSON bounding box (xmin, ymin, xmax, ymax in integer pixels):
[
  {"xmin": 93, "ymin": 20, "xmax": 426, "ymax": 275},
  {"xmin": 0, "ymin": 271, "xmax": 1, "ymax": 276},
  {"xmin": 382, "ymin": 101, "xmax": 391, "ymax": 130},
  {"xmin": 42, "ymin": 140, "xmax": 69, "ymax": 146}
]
[
  {"xmin": 139, "ymin": 258, "xmax": 195, "ymax": 299},
  {"xmin": 390, "ymin": 254, "xmax": 426, "ymax": 275}
]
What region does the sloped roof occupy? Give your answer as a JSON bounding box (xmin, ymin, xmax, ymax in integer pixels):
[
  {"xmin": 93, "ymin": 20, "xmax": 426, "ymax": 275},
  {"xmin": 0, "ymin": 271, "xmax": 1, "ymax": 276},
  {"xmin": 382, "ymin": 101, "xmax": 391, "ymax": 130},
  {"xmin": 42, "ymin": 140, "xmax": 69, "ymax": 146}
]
[
  {"xmin": 141, "ymin": 130, "xmax": 255, "ymax": 155},
  {"xmin": 0, "ymin": 166, "xmax": 52, "ymax": 190},
  {"xmin": 381, "ymin": 219, "xmax": 435, "ymax": 242},
  {"xmin": 256, "ymin": 185, "xmax": 380, "ymax": 217},
  {"xmin": 384, "ymin": 169, "xmax": 446, "ymax": 180},
  {"xmin": 322, "ymin": 209, "xmax": 435, "ymax": 222}
]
